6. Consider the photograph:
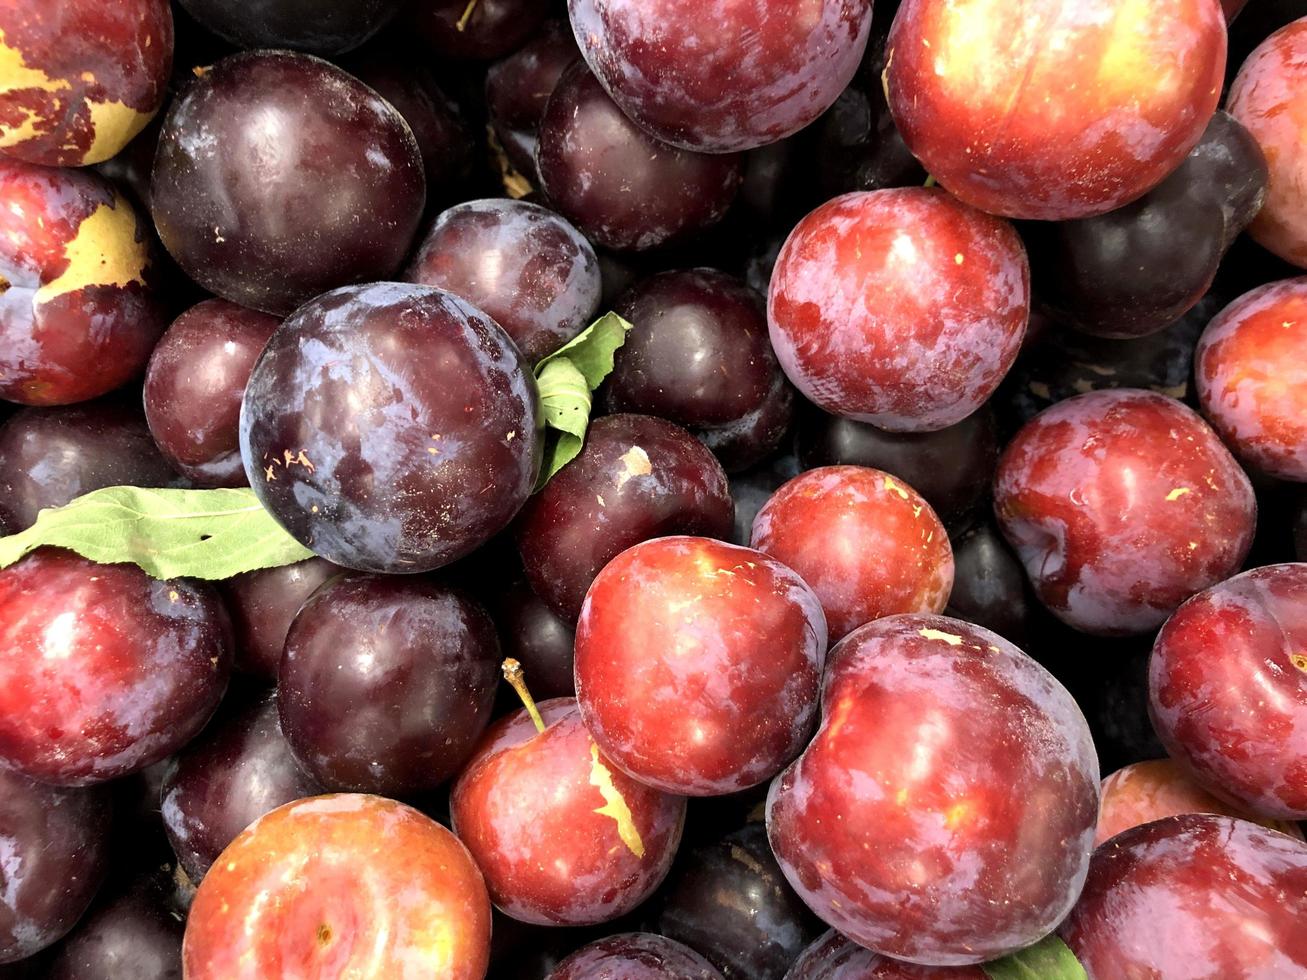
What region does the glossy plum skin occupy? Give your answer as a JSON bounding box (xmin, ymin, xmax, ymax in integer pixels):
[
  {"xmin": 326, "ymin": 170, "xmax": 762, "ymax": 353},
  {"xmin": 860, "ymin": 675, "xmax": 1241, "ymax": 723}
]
[
  {"xmin": 182, "ymin": 794, "xmax": 492, "ymax": 980},
  {"xmin": 886, "ymin": 0, "xmax": 1227, "ymax": 221},
  {"xmin": 1097, "ymin": 759, "xmax": 1304, "ymax": 846},
  {"xmin": 143, "ymin": 300, "xmax": 280, "ymax": 487},
  {"xmin": 1228, "ymin": 20, "xmax": 1307, "ymax": 269},
  {"xmin": 608, "ymin": 269, "xmax": 781, "ymax": 427},
  {"xmin": 536, "ymin": 63, "xmax": 742, "ymax": 252},
  {"xmin": 218, "ymin": 557, "xmax": 341, "ymax": 680},
  {"xmin": 994, "ymin": 389, "xmax": 1257, "ymax": 636},
  {"xmin": 491, "ymin": 581, "xmax": 577, "ymax": 699},
  {"xmin": 152, "ymin": 51, "xmax": 425, "ymax": 316},
  {"xmin": 751, "ymin": 467, "xmax": 954, "ymax": 641},
  {"xmin": 1149, "ymin": 564, "xmax": 1307, "ymax": 820},
  {"xmin": 0, "ymin": 159, "xmax": 167, "ymax": 405},
  {"xmin": 767, "ymin": 615, "xmax": 1099, "ymax": 966},
  {"xmin": 279, "ymin": 574, "xmax": 500, "ymax": 794},
  {"xmin": 240, "ymin": 283, "xmax": 543, "ymax": 574},
  {"xmin": 0, "ymin": 0, "xmax": 171, "ymax": 166},
  {"xmin": 412, "ymin": 0, "xmax": 551, "ymax": 60},
  {"xmin": 785, "ymin": 930, "xmax": 986, "ymax": 979},
  {"xmin": 1196, "ymin": 278, "xmax": 1307, "ymax": 481},
  {"xmin": 176, "ymin": 0, "xmax": 402, "ymax": 55},
  {"xmin": 567, "ymin": 0, "xmax": 871, "ymax": 154},
  {"xmin": 549, "ymin": 933, "xmax": 724, "ymax": 980},
  {"xmin": 451, "ymin": 698, "xmax": 685, "ymax": 926},
  {"xmin": 161, "ymin": 692, "xmax": 323, "ymax": 882},
  {"xmin": 695, "ymin": 374, "xmax": 797, "ymax": 474},
  {"xmin": 406, "ymin": 199, "xmax": 601, "ymax": 363},
  {"xmin": 0, "ymin": 397, "xmax": 177, "ymax": 532},
  {"xmin": 768, "ymin": 189, "xmax": 1029, "ymax": 431},
  {"xmin": 576, "ymin": 536, "xmax": 827, "ymax": 795},
  {"xmin": 486, "ymin": 21, "xmax": 579, "ymax": 179},
  {"xmin": 0, "ymin": 549, "xmax": 232, "ymax": 785},
  {"xmin": 0, "ymin": 770, "xmax": 111, "ymax": 964},
  {"xmin": 516, "ymin": 414, "xmax": 734, "ymax": 623},
  {"xmin": 655, "ymin": 822, "xmax": 821, "ymax": 980},
  {"xmin": 1060, "ymin": 814, "xmax": 1307, "ymax": 978},
  {"xmin": 44, "ymin": 874, "xmax": 184, "ymax": 980},
  {"xmin": 796, "ymin": 404, "xmax": 1000, "ymax": 532}
]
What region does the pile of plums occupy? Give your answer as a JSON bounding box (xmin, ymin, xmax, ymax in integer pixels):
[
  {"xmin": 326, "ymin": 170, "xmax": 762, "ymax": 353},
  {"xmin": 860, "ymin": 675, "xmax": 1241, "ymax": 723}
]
[{"xmin": 2, "ymin": 0, "xmax": 1307, "ymax": 978}]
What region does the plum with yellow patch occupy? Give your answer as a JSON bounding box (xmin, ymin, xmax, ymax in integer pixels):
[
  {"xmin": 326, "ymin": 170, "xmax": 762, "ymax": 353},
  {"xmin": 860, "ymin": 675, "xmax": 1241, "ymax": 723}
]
[
  {"xmin": 767, "ymin": 614, "xmax": 1099, "ymax": 966},
  {"xmin": 575, "ymin": 535, "xmax": 827, "ymax": 796},
  {"xmin": 450, "ymin": 688, "xmax": 685, "ymax": 926},
  {"xmin": 885, "ymin": 0, "xmax": 1226, "ymax": 220},
  {"xmin": 182, "ymin": 793, "xmax": 492, "ymax": 980},
  {"xmin": 0, "ymin": 158, "xmax": 167, "ymax": 405},
  {"xmin": 751, "ymin": 466, "xmax": 954, "ymax": 641},
  {"xmin": 0, "ymin": 0, "xmax": 171, "ymax": 166}
]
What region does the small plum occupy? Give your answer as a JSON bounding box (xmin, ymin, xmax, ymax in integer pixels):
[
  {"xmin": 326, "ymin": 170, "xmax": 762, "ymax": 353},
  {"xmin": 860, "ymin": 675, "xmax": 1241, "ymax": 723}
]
[{"xmin": 548, "ymin": 933, "xmax": 723, "ymax": 980}]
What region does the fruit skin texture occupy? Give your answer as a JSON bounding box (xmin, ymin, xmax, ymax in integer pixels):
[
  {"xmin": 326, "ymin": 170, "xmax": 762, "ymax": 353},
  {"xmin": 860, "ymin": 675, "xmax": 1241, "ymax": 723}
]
[
  {"xmin": 1097, "ymin": 759, "xmax": 1304, "ymax": 846},
  {"xmin": 517, "ymin": 413, "xmax": 735, "ymax": 623},
  {"xmin": 994, "ymin": 389, "xmax": 1257, "ymax": 636},
  {"xmin": 278, "ymin": 574, "xmax": 500, "ymax": 795},
  {"xmin": 0, "ymin": 0, "xmax": 172, "ymax": 166},
  {"xmin": 1228, "ymin": 19, "xmax": 1307, "ymax": 269},
  {"xmin": 151, "ymin": 51, "xmax": 426, "ymax": 316},
  {"xmin": 575, "ymin": 536, "xmax": 827, "ymax": 796},
  {"xmin": 785, "ymin": 930, "xmax": 986, "ymax": 979},
  {"xmin": 412, "ymin": 0, "xmax": 551, "ymax": 61},
  {"xmin": 1060, "ymin": 814, "xmax": 1307, "ymax": 978},
  {"xmin": 450, "ymin": 698, "xmax": 686, "ymax": 926},
  {"xmin": 161, "ymin": 692, "xmax": 323, "ymax": 883},
  {"xmin": 751, "ymin": 466, "xmax": 954, "ymax": 641},
  {"xmin": 549, "ymin": 933, "xmax": 724, "ymax": 980},
  {"xmin": 218, "ymin": 557, "xmax": 341, "ymax": 680},
  {"xmin": 536, "ymin": 62, "xmax": 742, "ymax": 252},
  {"xmin": 0, "ymin": 159, "xmax": 167, "ymax": 405},
  {"xmin": 240, "ymin": 283, "xmax": 543, "ymax": 574},
  {"xmin": 405, "ymin": 198, "xmax": 601, "ymax": 363},
  {"xmin": 143, "ymin": 299, "xmax": 280, "ymax": 487},
  {"xmin": 886, "ymin": 0, "xmax": 1227, "ymax": 221},
  {"xmin": 567, "ymin": 0, "xmax": 871, "ymax": 154},
  {"xmin": 0, "ymin": 769, "xmax": 111, "ymax": 964},
  {"xmin": 768, "ymin": 188, "xmax": 1029, "ymax": 431},
  {"xmin": 0, "ymin": 397, "xmax": 177, "ymax": 532},
  {"xmin": 0, "ymin": 549, "xmax": 232, "ymax": 785},
  {"xmin": 182, "ymin": 794, "xmax": 492, "ymax": 980},
  {"xmin": 1196, "ymin": 278, "xmax": 1307, "ymax": 481},
  {"xmin": 767, "ymin": 614, "xmax": 1099, "ymax": 966},
  {"xmin": 44, "ymin": 873, "xmax": 185, "ymax": 980},
  {"xmin": 176, "ymin": 0, "xmax": 402, "ymax": 56},
  {"xmin": 1149, "ymin": 563, "xmax": 1307, "ymax": 821}
]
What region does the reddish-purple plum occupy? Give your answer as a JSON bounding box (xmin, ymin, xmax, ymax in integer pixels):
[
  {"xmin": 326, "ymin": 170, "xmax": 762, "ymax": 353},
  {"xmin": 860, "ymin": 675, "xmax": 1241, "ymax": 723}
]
[
  {"xmin": 785, "ymin": 931, "xmax": 986, "ymax": 979},
  {"xmin": 548, "ymin": 934, "xmax": 724, "ymax": 980},
  {"xmin": 218, "ymin": 558, "xmax": 342, "ymax": 680}
]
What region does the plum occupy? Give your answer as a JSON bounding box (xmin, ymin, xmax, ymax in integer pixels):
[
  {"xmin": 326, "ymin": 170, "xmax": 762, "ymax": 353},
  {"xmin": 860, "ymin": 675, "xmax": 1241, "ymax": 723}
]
[
  {"xmin": 548, "ymin": 934, "xmax": 723, "ymax": 980},
  {"xmin": 217, "ymin": 557, "xmax": 341, "ymax": 680}
]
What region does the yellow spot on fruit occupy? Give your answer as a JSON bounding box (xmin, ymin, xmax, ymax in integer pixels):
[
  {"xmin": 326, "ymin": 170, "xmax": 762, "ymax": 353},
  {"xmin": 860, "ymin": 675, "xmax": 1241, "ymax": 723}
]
[
  {"xmin": 883, "ymin": 476, "xmax": 910, "ymax": 500},
  {"xmin": 944, "ymin": 800, "xmax": 973, "ymax": 830},
  {"xmin": 616, "ymin": 445, "xmax": 652, "ymax": 488},
  {"xmin": 1291, "ymin": 653, "xmax": 1307, "ymax": 674},
  {"xmin": 954, "ymin": 253, "xmax": 964, "ymax": 265},
  {"xmin": 589, "ymin": 743, "xmax": 645, "ymax": 858},
  {"xmin": 84, "ymin": 98, "xmax": 154, "ymax": 164},
  {"xmin": 168, "ymin": 590, "xmax": 179, "ymax": 602},
  {"xmin": 1166, "ymin": 488, "xmax": 1191, "ymax": 501},
  {"xmin": 919, "ymin": 628, "xmax": 964, "ymax": 646},
  {"xmin": 0, "ymin": 31, "xmax": 70, "ymax": 147},
  {"xmin": 895, "ymin": 787, "xmax": 910, "ymax": 806},
  {"xmin": 35, "ymin": 195, "xmax": 147, "ymax": 305}
]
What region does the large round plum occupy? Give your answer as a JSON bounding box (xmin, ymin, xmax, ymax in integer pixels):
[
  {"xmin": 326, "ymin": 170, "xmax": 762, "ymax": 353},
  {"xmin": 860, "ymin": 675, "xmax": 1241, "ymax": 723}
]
[
  {"xmin": 152, "ymin": 51, "xmax": 425, "ymax": 316},
  {"xmin": 240, "ymin": 283, "xmax": 543, "ymax": 574}
]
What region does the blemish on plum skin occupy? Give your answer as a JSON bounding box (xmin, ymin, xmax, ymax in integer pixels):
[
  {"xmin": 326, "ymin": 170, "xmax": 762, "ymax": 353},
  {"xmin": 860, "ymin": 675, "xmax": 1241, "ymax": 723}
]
[
  {"xmin": 1166, "ymin": 487, "xmax": 1192, "ymax": 501},
  {"xmin": 1291, "ymin": 653, "xmax": 1307, "ymax": 675},
  {"xmin": 918, "ymin": 628, "xmax": 963, "ymax": 646}
]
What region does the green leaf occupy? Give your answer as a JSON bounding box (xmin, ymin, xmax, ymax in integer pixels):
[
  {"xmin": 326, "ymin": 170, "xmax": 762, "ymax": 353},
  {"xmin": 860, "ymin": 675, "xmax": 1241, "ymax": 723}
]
[
  {"xmin": 982, "ymin": 935, "xmax": 1088, "ymax": 980},
  {"xmin": 0, "ymin": 486, "xmax": 315, "ymax": 581},
  {"xmin": 534, "ymin": 311, "xmax": 633, "ymax": 488}
]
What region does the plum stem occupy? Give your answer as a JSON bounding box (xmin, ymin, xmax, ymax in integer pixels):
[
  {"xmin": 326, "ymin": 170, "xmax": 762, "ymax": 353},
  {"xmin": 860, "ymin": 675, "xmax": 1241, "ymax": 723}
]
[
  {"xmin": 456, "ymin": 0, "xmax": 480, "ymax": 31},
  {"xmin": 924, "ymin": 175, "xmax": 937, "ymax": 188},
  {"xmin": 503, "ymin": 658, "xmax": 546, "ymax": 733}
]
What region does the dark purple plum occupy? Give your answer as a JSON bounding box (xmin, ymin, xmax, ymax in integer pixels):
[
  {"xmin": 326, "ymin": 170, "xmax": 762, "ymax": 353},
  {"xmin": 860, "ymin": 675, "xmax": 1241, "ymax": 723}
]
[
  {"xmin": 0, "ymin": 550, "xmax": 232, "ymax": 785},
  {"xmin": 218, "ymin": 557, "xmax": 343, "ymax": 680},
  {"xmin": 240, "ymin": 283, "xmax": 543, "ymax": 574},
  {"xmin": 151, "ymin": 51, "xmax": 426, "ymax": 316},
  {"xmin": 176, "ymin": 0, "xmax": 403, "ymax": 54},
  {"xmin": 406, "ymin": 199, "xmax": 601, "ymax": 362},
  {"xmin": 44, "ymin": 872, "xmax": 184, "ymax": 980},
  {"xmin": 655, "ymin": 822, "xmax": 822, "ymax": 980},
  {"xmin": 278, "ymin": 574, "xmax": 500, "ymax": 794},
  {"xmin": 0, "ymin": 769, "xmax": 111, "ymax": 964},
  {"xmin": 536, "ymin": 63, "xmax": 742, "ymax": 252},
  {"xmin": 549, "ymin": 934, "xmax": 724, "ymax": 980},
  {"xmin": 491, "ymin": 580, "xmax": 577, "ymax": 700},
  {"xmin": 411, "ymin": 0, "xmax": 551, "ymax": 60},
  {"xmin": 0, "ymin": 397, "xmax": 178, "ymax": 532},
  {"xmin": 796, "ymin": 403, "xmax": 1000, "ymax": 531},
  {"xmin": 691, "ymin": 373, "xmax": 797, "ymax": 473},
  {"xmin": 516, "ymin": 414, "xmax": 734, "ymax": 623},
  {"xmin": 945, "ymin": 521, "xmax": 1039, "ymax": 646},
  {"xmin": 143, "ymin": 300, "xmax": 280, "ymax": 487},
  {"xmin": 486, "ymin": 21, "xmax": 579, "ymax": 178},
  {"xmin": 161, "ymin": 692, "xmax": 322, "ymax": 882}
]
